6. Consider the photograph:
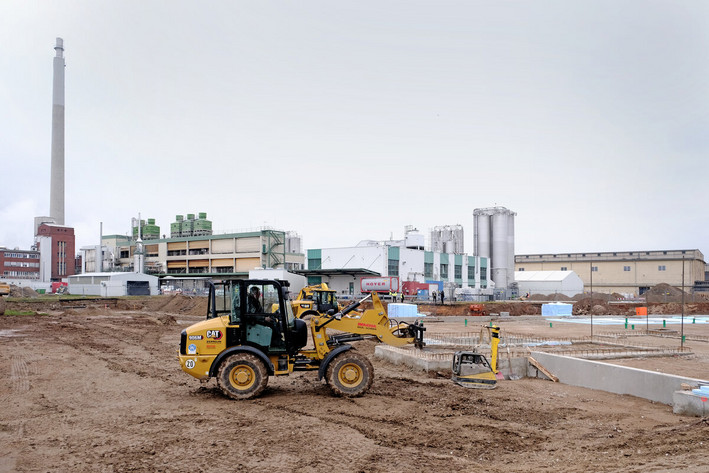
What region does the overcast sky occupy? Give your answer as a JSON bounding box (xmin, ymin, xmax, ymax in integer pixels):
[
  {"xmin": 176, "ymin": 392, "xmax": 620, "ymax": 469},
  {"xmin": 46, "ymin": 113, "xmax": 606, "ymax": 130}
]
[{"xmin": 1, "ymin": 1, "xmax": 707, "ymax": 257}]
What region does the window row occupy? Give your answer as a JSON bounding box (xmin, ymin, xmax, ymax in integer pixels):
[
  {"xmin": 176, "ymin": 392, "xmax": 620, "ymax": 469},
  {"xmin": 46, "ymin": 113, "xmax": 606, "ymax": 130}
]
[
  {"xmin": 3, "ymin": 252, "xmax": 39, "ymax": 259},
  {"xmin": 3, "ymin": 262, "xmax": 40, "ymax": 268},
  {"xmin": 3, "ymin": 271, "xmax": 40, "ymax": 278},
  {"xmin": 520, "ymin": 266, "xmax": 668, "ymax": 272}
]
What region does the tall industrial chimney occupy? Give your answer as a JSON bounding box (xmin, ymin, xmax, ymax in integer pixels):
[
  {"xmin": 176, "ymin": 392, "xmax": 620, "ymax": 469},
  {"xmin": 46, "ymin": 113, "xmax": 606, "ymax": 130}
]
[{"xmin": 49, "ymin": 38, "xmax": 65, "ymax": 225}]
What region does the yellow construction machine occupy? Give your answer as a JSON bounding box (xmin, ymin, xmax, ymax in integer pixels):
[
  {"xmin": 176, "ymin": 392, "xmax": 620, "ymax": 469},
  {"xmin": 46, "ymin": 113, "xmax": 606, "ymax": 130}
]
[
  {"xmin": 291, "ymin": 283, "xmax": 343, "ymax": 319},
  {"xmin": 0, "ymin": 282, "xmax": 10, "ymax": 297},
  {"xmin": 178, "ymin": 279, "xmax": 425, "ymax": 399},
  {"xmin": 451, "ymin": 325, "xmax": 502, "ymax": 389}
]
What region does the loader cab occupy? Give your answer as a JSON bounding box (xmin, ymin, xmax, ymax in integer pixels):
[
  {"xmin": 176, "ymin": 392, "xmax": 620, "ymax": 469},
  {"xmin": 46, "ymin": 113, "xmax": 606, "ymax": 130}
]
[
  {"xmin": 207, "ymin": 279, "xmax": 307, "ymax": 355},
  {"xmin": 312, "ymin": 290, "xmax": 338, "ymax": 314}
]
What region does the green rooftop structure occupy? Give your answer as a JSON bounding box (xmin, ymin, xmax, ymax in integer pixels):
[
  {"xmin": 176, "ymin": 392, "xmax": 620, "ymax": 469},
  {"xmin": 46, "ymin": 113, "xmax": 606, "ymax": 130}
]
[
  {"xmin": 171, "ymin": 212, "xmax": 212, "ymax": 238},
  {"xmin": 132, "ymin": 218, "xmax": 160, "ymax": 240}
]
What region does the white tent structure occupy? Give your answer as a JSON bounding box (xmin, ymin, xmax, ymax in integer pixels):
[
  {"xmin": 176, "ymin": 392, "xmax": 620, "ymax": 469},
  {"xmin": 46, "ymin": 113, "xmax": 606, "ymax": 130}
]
[
  {"xmin": 514, "ymin": 271, "xmax": 584, "ymax": 297},
  {"xmin": 68, "ymin": 272, "xmax": 159, "ymax": 296}
]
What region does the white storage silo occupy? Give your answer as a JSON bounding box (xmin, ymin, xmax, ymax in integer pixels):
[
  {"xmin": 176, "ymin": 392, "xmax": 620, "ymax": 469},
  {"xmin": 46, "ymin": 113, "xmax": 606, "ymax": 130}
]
[
  {"xmin": 474, "ymin": 212, "xmax": 491, "ymax": 258},
  {"xmin": 491, "ymin": 211, "xmax": 509, "ymax": 289},
  {"xmin": 507, "ymin": 213, "xmax": 515, "ymax": 288},
  {"xmin": 474, "ymin": 207, "xmax": 516, "ymax": 290}
]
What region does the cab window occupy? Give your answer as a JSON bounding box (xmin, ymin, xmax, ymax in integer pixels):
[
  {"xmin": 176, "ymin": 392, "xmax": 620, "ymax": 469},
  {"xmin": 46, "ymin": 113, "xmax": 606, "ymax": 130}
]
[
  {"xmin": 246, "ymin": 283, "xmax": 281, "ymax": 314},
  {"xmin": 230, "ymin": 284, "xmax": 242, "ymax": 324}
]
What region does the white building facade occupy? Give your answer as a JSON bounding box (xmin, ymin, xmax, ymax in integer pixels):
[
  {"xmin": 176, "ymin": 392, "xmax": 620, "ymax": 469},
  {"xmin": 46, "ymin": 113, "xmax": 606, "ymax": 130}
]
[{"xmin": 306, "ymin": 238, "xmax": 491, "ymax": 297}]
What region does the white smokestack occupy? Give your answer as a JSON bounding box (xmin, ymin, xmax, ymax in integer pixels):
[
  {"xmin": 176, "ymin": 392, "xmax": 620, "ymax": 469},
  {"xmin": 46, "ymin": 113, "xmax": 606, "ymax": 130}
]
[{"xmin": 50, "ymin": 37, "xmax": 65, "ymax": 225}]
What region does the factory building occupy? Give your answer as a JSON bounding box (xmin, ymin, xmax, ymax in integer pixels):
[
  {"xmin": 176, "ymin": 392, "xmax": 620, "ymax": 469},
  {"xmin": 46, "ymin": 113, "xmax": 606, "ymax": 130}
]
[
  {"xmin": 301, "ymin": 227, "xmax": 491, "ymax": 299},
  {"xmin": 515, "ymin": 249, "xmax": 706, "ymax": 297},
  {"xmin": 88, "ymin": 218, "xmax": 304, "ymax": 277},
  {"xmin": 35, "ymin": 223, "xmax": 75, "ymax": 281}
]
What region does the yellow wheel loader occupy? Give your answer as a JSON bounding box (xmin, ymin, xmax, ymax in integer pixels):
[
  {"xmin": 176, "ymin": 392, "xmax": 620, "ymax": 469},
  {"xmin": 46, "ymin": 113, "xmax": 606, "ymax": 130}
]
[
  {"xmin": 178, "ymin": 279, "xmax": 425, "ymax": 400},
  {"xmin": 451, "ymin": 325, "xmax": 502, "ymax": 389},
  {"xmin": 291, "ymin": 283, "xmax": 343, "ymax": 319}
]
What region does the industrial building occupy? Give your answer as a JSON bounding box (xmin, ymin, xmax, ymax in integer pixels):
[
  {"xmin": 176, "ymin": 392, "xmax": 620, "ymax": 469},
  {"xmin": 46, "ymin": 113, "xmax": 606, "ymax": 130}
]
[
  {"xmin": 301, "ymin": 226, "xmax": 491, "ymax": 299},
  {"xmin": 35, "ymin": 223, "xmax": 75, "ymax": 281},
  {"xmin": 300, "ymin": 209, "xmax": 519, "ymax": 299},
  {"xmin": 515, "ymin": 249, "xmax": 706, "ymax": 297},
  {"xmin": 84, "ymin": 215, "xmax": 305, "ymax": 278}
]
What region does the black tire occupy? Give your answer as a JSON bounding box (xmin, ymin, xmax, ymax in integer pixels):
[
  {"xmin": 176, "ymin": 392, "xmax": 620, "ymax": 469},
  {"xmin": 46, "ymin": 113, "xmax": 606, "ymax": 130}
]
[
  {"xmin": 299, "ymin": 310, "xmax": 318, "ymax": 321},
  {"xmin": 217, "ymin": 353, "xmax": 268, "ymax": 400},
  {"xmin": 326, "ymin": 351, "xmax": 374, "ymax": 397}
]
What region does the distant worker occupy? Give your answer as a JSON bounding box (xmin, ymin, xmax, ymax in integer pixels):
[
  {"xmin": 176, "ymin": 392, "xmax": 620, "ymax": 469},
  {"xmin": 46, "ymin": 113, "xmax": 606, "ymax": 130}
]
[
  {"xmin": 432, "ymin": 291, "xmax": 437, "ymax": 303},
  {"xmin": 248, "ymin": 286, "xmax": 263, "ymax": 313},
  {"xmin": 401, "ymin": 293, "xmax": 405, "ymax": 303},
  {"xmin": 440, "ymin": 290, "xmax": 445, "ymax": 305}
]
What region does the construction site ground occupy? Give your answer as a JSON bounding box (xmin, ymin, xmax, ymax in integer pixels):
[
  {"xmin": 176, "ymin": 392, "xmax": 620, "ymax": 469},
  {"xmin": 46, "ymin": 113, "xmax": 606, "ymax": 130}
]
[{"xmin": 1, "ymin": 296, "xmax": 708, "ymax": 472}]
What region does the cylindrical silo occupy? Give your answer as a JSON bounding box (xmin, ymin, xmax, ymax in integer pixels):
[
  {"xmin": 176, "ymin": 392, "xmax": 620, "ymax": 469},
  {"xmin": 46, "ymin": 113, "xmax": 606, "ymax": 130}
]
[
  {"xmin": 475, "ymin": 213, "xmax": 491, "ymax": 258},
  {"xmin": 507, "ymin": 212, "xmax": 515, "ymax": 287},
  {"xmin": 452, "ymin": 225, "xmax": 464, "ymax": 254},
  {"xmin": 491, "ymin": 211, "xmax": 509, "ymax": 289}
]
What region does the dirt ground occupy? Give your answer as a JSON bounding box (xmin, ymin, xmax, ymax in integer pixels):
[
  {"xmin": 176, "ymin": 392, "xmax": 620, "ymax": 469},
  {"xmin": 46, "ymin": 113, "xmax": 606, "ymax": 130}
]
[{"xmin": 1, "ymin": 296, "xmax": 708, "ymax": 472}]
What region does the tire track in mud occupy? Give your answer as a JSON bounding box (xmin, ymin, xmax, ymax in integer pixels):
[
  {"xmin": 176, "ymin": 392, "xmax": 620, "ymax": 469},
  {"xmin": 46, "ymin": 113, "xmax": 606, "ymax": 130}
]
[
  {"xmin": 39, "ymin": 316, "xmax": 181, "ymax": 387},
  {"xmin": 207, "ymin": 398, "xmax": 479, "ymax": 473},
  {"xmin": 11, "ymin": 351, "xmax": 30, "ymax": 393}
]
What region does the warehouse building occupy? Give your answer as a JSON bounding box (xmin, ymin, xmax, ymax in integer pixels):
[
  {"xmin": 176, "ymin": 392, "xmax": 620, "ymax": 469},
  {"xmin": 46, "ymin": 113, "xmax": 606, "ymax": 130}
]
[
  {"xmin": 514, "ymin": 270, "xmax": 584, "ymax": 297},
  {"xmin": 67, "ymin": 272, "xmax": 158, "ymax": 296},
  {"xmin": 515, "ymin": 249, "xmax": 706, "ymax": 297}
]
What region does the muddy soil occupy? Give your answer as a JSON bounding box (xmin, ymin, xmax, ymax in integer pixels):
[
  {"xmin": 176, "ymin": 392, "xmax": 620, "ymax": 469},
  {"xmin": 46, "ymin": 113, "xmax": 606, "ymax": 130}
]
[{"xmin": 1, "ymin": 304, "xmax": 708, "ymax": 472}]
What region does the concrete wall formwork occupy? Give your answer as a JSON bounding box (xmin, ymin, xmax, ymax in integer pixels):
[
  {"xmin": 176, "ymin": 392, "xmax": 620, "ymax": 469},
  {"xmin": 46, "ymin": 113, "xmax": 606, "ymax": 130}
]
[{"xmin": 530, "ymin": 351, "xmax": 708, "ymax": 406}]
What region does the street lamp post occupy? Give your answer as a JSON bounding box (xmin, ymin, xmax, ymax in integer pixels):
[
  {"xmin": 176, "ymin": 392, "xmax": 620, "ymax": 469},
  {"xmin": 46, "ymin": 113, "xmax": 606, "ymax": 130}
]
[
  {"xmin": 590, "ymin": 260, "xmax": 593, "ymax": 339},
  {"xmin": 681, "ymin": 256, "xmax": 685, "ymax": 349}
]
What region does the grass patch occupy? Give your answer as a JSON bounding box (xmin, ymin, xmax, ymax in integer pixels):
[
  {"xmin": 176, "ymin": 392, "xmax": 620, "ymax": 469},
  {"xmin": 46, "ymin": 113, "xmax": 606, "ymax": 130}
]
[{"xmin": 3, "ymin": 310, "xmax": 49, "ymax": 316}]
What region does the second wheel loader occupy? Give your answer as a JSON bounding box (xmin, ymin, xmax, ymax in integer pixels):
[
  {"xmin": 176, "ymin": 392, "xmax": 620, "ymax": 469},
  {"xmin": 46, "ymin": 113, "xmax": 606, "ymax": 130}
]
[
  {"xmin": 178, "ymin": 279, "xmax": 425, "ymax": 400},
  {"xmin": 291, "ymin": 283, "xmax": 343, "ymax": 319}
]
